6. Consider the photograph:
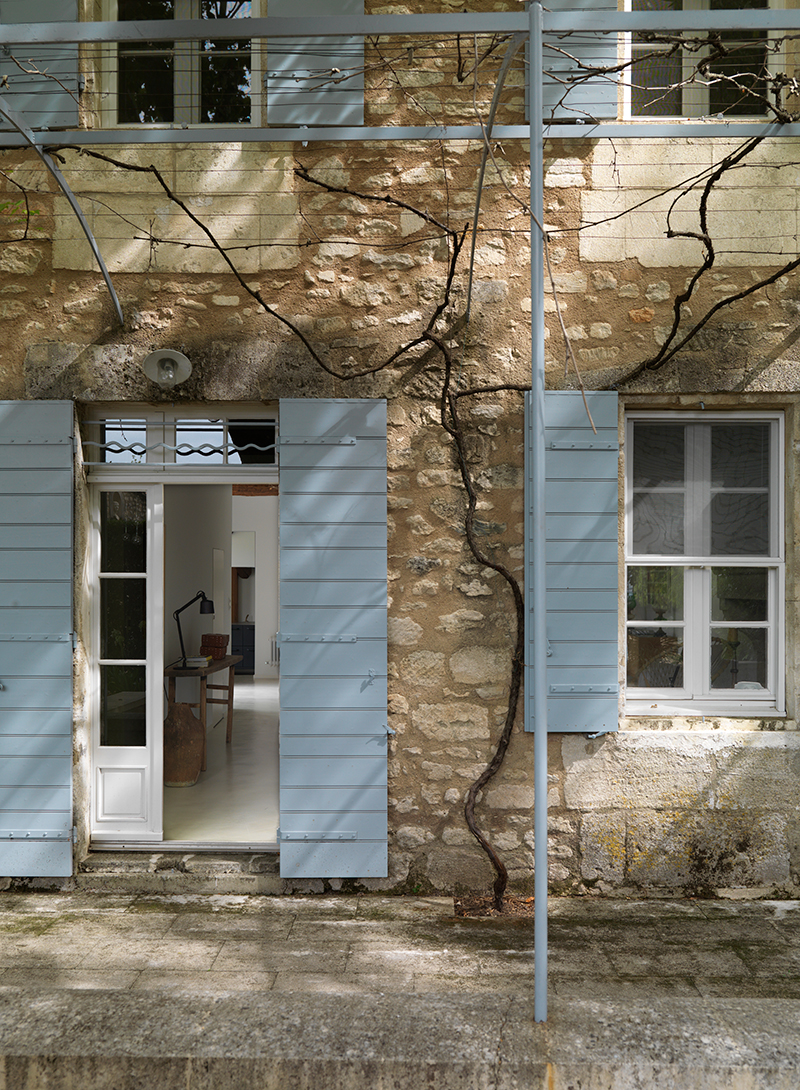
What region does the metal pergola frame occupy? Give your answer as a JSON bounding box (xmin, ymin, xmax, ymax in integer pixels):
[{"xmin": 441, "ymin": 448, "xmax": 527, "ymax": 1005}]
[{"xmin": 4, "ymin": 5, "xmax": 799, "ymax": 1023}]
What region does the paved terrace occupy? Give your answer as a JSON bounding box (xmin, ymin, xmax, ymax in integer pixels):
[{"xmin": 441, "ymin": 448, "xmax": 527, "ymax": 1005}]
[{"xmin": 0, "ymin": 890, "xmax": 799, "ymax": 1087}]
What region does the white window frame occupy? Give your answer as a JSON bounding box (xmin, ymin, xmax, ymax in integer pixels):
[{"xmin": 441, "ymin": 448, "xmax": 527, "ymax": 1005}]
[
  {"xmin": 101, "ymin": 0, "xmax": 263, "ymax": 128},
  {"xmin": 624, "ymin": 410, "xmax": 785, "ymax": 717},
  {"xmin": 622, "ymin": 0, "xmax": 785, "ymax": 120}
]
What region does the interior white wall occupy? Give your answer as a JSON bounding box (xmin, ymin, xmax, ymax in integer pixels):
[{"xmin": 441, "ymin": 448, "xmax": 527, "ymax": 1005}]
[
  {"xmin": 165, "ymin": 486, "xmax": 232, "ymax": 704},
  {"xmin": 232, "ymin": 494, "xmax": 279, "ymax": 679}
]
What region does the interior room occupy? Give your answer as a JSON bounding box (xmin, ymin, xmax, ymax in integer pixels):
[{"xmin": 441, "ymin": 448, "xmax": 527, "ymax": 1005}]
[{"xmin": 162, "ymin": 484, "xmax": 280, "ymax": 847}]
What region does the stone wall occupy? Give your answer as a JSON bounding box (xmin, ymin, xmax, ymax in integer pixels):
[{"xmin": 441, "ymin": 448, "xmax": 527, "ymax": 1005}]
[{"xmin": 2, "ymin": 120, "xmax": 800, "ymax": 893}]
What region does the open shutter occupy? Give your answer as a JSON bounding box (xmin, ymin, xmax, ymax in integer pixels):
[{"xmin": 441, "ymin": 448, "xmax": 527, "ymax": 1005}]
[
  {"xmin": 525, "ymin": 391, "xmax": 619, "ymax": 734},
  {"xmin": 278, "ymin": 398, "xmax": 387, "ymax": 879},
  {"xmin": 267, "ymin": 0, "xmax": 365, "ymax": 126},
  {"xmin": 0, "ymin": 2, "xmax": 80, "ymax": 131},
  {"xmin": 542, "ymin": 0, "xmax": 617, "ymax": 120},
  {"xmin": 0, "ymin": 400, "xmax": 73, "ymax": 877}
]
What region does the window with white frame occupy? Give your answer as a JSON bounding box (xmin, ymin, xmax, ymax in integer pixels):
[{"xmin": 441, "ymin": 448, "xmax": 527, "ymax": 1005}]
[
  {"xmin": 109, "ymin": 0, "xmax": 256, "ymax": 125},
  {"xmin": 625, "ymin": 413, "xmax": 784, "ymax": 714},
  {"xmin": 627, "ymin": 0, "xmax": 774, "ymax": 118}
]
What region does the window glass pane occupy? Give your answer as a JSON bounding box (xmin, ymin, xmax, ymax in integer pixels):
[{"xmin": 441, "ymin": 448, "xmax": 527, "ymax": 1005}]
[
  {"xmin": 632, "ymin": 493, "xmax": 685, "ymax": 555},
  {"xmin": 100, "ymin": 492, "xmax": 147, "ymax": 573},
  {"xmin": 627, "ymin": 566, "xmax": 683, "ymax": 620},
  {"xmin": 630, "ymin": 52, "xmax": 682, "ymax": 116},
  {"xmin": 708, "ymin": 0, "xmax": 767, "ymax": 117},
  {"xmin": 228, "ymin": 420, "xmax": 277, "ymax": 464},
  {"xmin": 711, "ymin": 568, "xmax": 767, "ymax": 622},
  {"xmin": 633, "ymin": 423, "xmax": 685, "ymax": 488},
  {"xmin": 101, "ymin": 579, "xmax": 146, "ymax": 660},
  {"xmin": 100, "ymin": 665, "xmax": 146, "ymax": 746},
  {"xmin": 200, "ymin": 0, "xmax": 252, "ymax": 122},
  {"xmin": 118, "ymin": 0, "xmax": 175, "ymax": 123},
  {"xmin": 91, "ymin": 420, "xmax": 148, "ymax": 465},
  {"xmin": 710, "ymin": 628, "xmax": 767, "ymax": 689},
  {"xmin": 711, "ymin": 424, "xmax": 769, "ymax": 488},
  {"xmin": 627, "ymin": 628, "xmax": 683, "ymax": 688},
  {"xmin": 710, "ymin": 493, "xmax": 769, "ymax": 555}
]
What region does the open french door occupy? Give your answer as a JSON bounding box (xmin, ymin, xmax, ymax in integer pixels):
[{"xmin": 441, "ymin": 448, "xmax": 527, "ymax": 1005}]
[{"xmin": 90, "ymin": 484, "xmax": 164, "ymax": 841}]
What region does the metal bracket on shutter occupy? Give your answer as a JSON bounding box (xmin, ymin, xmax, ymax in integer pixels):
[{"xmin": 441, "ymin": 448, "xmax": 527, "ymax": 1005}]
[
  {"xmin": 280, "ymin": 831, "xmax": 357, "ymax": 841},
  {"xmin": 0, "ymin": 831, "xmax": 71, "ymax": 841},
  {"xmin": 279, "ymin": 435, "xmax": 356, "ymax": 446},
  {"xmin": 0, "ymin": 437, "xmax": 71, "ymax": 445},
  {"xmin": 548, "ymin": 441, "xmax": 617, "ymax": 450},
  {"xmin": 0, "ymin": 633, "xmax": 70, "ymax": 642},
  {"xmin": 279, "ymin": 633, "xmax": 358, "ymax": 643},
  {"xmin": 550, "ymin": 684, "xmax": 617, "ymax": 694}
]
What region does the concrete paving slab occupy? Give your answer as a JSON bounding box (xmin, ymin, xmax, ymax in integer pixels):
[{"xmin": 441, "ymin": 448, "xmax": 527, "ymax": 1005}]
[{"xmin": 0, "ymin": 894, "xmax": 798, "ymax": 1087}]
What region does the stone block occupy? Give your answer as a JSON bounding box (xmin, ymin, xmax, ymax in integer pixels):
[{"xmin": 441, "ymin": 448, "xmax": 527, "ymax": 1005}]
[
  {"xmin": 176, "ymin": 146, "xmax": 294, "ymax": 196},
  {"xmin": 580, "ymin": 812, "xmax": 626, "ymax": 884},
  {"xmin": 562, "ymin": 733, "xmax": 716, "ymax": 812},
  {"xmin": 412, "ymin": 703, "xmax": 490, "ymax": 742},
  {"xmin": 711, "ymin": 735, "xmax": 800, "ymax": 810},
  {"xmin": 625, "ymin": 809, "xmax": 790, "ymax": 892},
  {"xmin": 0, "ymin": 244, "xmax": 43, "ymax": 275},
  {"xmin": 400, "ymin": 650, "xmax": 446, "ymax": 688},
  {"xmin": 449, "ymin": 647, "xmax": 507, "ymax": 685},
  {"xmin": 387, "ymin": 617, "xmax": 423, "ymax": 646},
  {"xmin": 485, "ymin": 783, "xmax": 535, "ymax": 810},
  {"xmin": 61, "ymin": 146, "xmax": 176, "ymax": 194},
  {"xmin": 590, "ymin": 138, "xmax": 713, "ymax": 190}
]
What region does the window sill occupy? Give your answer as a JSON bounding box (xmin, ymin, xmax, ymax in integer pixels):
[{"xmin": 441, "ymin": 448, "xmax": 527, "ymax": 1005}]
[{"xmin": 625, "ymin": 699, "xmax": 785, "ymax": 718}]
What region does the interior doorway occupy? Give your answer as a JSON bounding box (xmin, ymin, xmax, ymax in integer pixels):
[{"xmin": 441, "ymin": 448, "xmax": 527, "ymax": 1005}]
[{"xmin": 161, "ymin": 483, "xmax": 280, "ymax": 848}]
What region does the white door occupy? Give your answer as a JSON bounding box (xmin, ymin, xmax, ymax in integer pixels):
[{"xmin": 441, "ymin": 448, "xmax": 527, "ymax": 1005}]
[{"xmin": 90, "ymin": 484, "xmax": 164, "ymax": 841}]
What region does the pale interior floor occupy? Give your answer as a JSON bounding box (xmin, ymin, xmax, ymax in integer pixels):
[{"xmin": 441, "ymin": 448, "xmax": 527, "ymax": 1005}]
[{"xmin": 163, "ymin": 676, "xmax": 279, "ymax": 845}]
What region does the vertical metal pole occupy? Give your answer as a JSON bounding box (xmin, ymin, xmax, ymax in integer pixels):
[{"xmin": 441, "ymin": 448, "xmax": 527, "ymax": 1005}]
[{"xmin": 529, "ymin": 0, "xmax": 548, "ymax": 1024}]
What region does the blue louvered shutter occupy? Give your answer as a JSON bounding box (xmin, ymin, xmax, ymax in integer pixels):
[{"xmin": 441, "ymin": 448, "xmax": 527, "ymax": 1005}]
[
  {"xmin": 0, "ymin": 2, "xmax": 80, "ymax": 131},
  {"xmin": 267, "ymin": 0, "xmax": 365, "ymax": 126},
  {"xmin": 525, "ymin": 391, "xmax": 619, "ymax": 733},
  {"xmin": 0, "ymin": 400, "xmax": 73, "ymax": 876},
  {"xmin": 542, "ymin": 0, "xmax": 618, "ymax": 120},
  {"xmin": 278, "ymin": 398, "xmax": 387, "ymax": 878}
]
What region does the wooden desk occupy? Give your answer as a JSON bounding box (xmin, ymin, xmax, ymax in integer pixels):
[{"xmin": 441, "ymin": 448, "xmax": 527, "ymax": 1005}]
[{"xmin": 164, "ymin": 655, "xmax": 243, "ymax": 771}]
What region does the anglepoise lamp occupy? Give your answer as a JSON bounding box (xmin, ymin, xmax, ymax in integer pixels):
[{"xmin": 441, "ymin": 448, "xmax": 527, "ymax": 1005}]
[{"xmin": 174, "ymin": 590, "xmax": 215, "ymax": 668}]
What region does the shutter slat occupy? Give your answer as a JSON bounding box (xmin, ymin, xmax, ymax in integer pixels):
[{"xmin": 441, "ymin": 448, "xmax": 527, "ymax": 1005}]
[
  {"xmin": 0, "ymin": 2, "xmax": 79, "ymax": 130},
  {"xmin": 267, "ymin": 0, "xmax": 365, "ymax": 127},
  {"xmin": 0, "ymin": 400, "xmax": 73, "ymax": 875},
  {"xmin": 525, "ymin": 391, "xmax": 619, "ymax": 734},
  {"xmin": 542, "ymin": 0, "xmax": 617, "ymax": 120},
  {"xmin": 279, "ymin": 398, "xmax": 387, "ymax": 879}
]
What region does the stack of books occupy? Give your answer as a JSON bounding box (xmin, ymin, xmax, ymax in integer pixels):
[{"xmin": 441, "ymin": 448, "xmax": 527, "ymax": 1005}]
[{"xmin": 184, "ymin": 655, "xmax": 213, "ymax": 668}]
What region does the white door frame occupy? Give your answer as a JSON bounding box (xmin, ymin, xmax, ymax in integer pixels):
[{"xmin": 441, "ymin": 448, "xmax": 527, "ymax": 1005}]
[{"xmin": 89, "ymin": 483, "xmax": 164, "ymax": 841}]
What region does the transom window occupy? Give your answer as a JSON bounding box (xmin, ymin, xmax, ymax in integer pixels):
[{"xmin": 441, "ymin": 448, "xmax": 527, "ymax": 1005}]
[
  {"xmin": 625, "ymin": 413, "xmax": 784, "ymax": 714},
  {"xmin": 112, "ymin": 0, "xmax": 255, "ymax": 125}
]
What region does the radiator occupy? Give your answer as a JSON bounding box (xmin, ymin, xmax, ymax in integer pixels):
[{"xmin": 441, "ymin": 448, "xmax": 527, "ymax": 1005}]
[{"xmin": 269, "ymin": 635, "xmax": 280, "ymax": 667}]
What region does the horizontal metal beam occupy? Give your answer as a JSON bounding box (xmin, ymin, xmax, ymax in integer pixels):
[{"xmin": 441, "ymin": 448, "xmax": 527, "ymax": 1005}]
[
  {"xmin": 0, "ymin": 120, "xmax": 796, "ymax": 149},
  {"xmin": 0, "ymin": 10, "xmax": 796, "ymax": 47},
  {"xmin": 0, "ymin": 14, "xmax": 527, "ymax": 46},
  {"xmin": 544, "ymin": 10, "xmax": 800, "ymax": 32}
]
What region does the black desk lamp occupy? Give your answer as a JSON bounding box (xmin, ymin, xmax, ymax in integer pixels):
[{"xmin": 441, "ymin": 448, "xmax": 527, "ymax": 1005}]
[{"xmin": 174, "ymin": 590, "xmax": 215, "ymax": 667}]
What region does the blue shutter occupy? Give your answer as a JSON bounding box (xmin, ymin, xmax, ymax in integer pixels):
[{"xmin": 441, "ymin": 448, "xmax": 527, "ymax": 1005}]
[
  {"xmin": 0, "ymin": 400, "xmax": 73, "ymax": 877},
  {"xmin": 278, "ymin": 398, "xmax": 387, "ymax": 878},
  {"xmin": 525, "ymin": 391, "xmax": 619, "ymax": 733},
  {"xmin": 267, "ymin": 0, "xmax": 365, "ymax": 126},
  {"xmin": 0, "ymin": 2, "xmax": 80, "ymax": 131},
  {"xmin": 543, "ymin": 0, "xmax": 617, "ymax": 120}
]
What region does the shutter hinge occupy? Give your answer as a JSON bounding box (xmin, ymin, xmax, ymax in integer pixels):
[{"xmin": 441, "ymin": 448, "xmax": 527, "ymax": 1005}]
[
  {"xmin": 279, "ymin": 435, "xmax": 356, "ymax": 447},
  {"xmin": 280, "ymin": 831, "xmax": 357, "ymax": 841},
  {"xmin": 550, "ymin": 684, "xmax": 617, "ymax": 694},
  {"xmin": 548, "ymin": 441, "xmax": 617, "ymax": 450}
]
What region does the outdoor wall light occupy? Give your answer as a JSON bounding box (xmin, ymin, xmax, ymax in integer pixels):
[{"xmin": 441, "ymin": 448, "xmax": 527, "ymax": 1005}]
[
  {"xmin": 174, "ymin": 590, "xmax": 215, "ymax": 668},
  {"xmin": 143, "ymin": 349, "xmax": 192, "ymax": 389}
]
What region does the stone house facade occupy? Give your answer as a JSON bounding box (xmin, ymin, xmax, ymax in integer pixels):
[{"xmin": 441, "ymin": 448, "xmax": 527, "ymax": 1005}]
[{"xmin": 1, "ymin": 2, "xmax": 800, "ymax": 896}]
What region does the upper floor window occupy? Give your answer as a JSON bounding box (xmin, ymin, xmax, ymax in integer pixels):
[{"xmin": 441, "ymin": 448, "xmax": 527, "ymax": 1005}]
[
  {"xmin": 113, "ymin": 0, "xmax": 254, "ymax": 125},
  {"xmin": 625, "ymin": 413, "xmax": 784, "ymax": 715},
  {"xmin": 628, "ymin": 0, "xmax": 771, "ymax": 118}
]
